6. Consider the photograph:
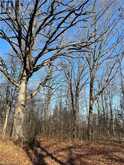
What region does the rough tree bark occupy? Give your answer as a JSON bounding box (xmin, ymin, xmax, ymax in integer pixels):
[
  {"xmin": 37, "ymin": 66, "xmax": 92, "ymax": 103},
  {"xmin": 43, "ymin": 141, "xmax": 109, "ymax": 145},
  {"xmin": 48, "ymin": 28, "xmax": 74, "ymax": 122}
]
[{"xmin": 12, "ymin": 72, "xmax": 27, "ymax": 141}]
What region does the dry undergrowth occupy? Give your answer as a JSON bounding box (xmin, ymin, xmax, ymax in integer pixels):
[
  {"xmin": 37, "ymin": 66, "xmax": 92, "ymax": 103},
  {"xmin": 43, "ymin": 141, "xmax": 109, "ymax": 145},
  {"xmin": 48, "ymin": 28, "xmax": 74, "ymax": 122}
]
[
  {"xmin": 0, "ymin": 137, "xmax": 32, "ymax": 165},
  {"xmin": 0, "ymin": 136, "xmax": 124, "ymax": 165},
  {"xmin": 32, "ymin": 137, "xmax": 124, "ymax": 165}
]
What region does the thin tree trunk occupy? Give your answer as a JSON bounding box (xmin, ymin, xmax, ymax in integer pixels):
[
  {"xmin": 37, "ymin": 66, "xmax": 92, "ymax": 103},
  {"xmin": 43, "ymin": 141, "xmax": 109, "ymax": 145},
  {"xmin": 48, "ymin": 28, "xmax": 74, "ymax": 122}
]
[
  {"xmin": 2, "ymin": 104, "xmax": 10, "ymax": 137},
  {"xmin": 12, "ymin": 73, "xmax": 27, "ymax": 142},
  {"xmin": 87, "ymin": 78, "xmax": 94, "ymax": 141},
  {"xmin": 109, "ymin": 100, "xmax": 115, "ymax": 137},
  {"xmin": 75, "ymin": 92, "xmax": 79, "ymax": 139},
  {"xmin": 69, "ymin": 81, "xmax": 77, "ymax": 139},
  {"xmin": 88, "ymin": 101, "xmax": 93, "ymax": 140},
  {"xmin": 75, "ymin": 92, "xmax": 80, "ymax": 123}
]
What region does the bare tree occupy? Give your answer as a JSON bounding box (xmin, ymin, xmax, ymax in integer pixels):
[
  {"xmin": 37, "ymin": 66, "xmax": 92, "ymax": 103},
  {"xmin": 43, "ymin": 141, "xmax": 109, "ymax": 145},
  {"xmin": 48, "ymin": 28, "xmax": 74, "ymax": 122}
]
[
  {"xmin": 0, "ymin": 0, "xmax": 91, "ymax": 142},
  {"xmin": 81, "ymin": 1, "xmax": 121, "ymax": 140},
  {"xmin": 2, "ymin": 55, "xmax": 18, "ymax": 137},
  {"xmin": 61, "ymin": 58, "xmax": 87, "ymax": 139}
]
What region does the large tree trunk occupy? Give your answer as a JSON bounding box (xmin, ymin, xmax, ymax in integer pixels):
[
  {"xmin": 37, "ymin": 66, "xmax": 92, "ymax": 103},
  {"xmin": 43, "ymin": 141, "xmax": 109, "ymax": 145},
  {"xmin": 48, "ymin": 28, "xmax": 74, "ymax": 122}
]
[{"xmin": 12, "ymin": 72, "xmax": 27, "ymax": 142}]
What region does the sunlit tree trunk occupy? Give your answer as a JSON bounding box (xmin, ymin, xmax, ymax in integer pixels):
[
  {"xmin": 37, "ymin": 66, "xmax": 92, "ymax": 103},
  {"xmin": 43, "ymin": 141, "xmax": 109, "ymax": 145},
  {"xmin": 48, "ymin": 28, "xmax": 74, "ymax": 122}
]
[
  {"xmin": 109, "ymin": 94, "xmax": 115, "ymax": 137},
  {"xmin": 12, "ymin": 72, "xmax": 27, "ymax": 142},
  {"xmin": 2, "ymin": 104, "xmax": 10, "ymax": 137}
]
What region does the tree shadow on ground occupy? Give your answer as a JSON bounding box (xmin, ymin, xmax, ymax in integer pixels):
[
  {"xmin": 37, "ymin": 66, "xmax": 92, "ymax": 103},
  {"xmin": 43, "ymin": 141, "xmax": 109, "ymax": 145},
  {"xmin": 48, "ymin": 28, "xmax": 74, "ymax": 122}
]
[
  {"xmin": 65, "ymin": 147, "xmax": 90, "ymax": 165},
  {"xmin": 24, "ymin": 140, "xmax": 124, "ymax": 165},
  {"xmin": 24, "ymin": 144, "xmax": 47, "ymax": 165}
]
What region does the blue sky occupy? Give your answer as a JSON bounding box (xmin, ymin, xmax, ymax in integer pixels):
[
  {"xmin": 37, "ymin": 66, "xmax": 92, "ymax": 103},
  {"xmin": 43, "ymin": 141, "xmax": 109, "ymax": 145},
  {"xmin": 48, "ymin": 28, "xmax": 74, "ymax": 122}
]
[
  {"xmin": 0, "ymin": 0, "xmax": 123, "ymax": 111},
  {"xmin": 0, "ymin": 39, "xmax": 10, "ymax": 57}
]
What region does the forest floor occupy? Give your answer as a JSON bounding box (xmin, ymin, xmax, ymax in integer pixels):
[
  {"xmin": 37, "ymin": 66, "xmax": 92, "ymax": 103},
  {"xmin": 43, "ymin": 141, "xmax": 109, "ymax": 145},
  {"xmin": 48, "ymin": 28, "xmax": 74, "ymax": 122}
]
[
  {"xmin": 0, "ymin": 137, "xmax": 124, "ymax": 165},
  {"xmin": 0, "ymin": 137, "xmax": 32, "ymax": 165}
]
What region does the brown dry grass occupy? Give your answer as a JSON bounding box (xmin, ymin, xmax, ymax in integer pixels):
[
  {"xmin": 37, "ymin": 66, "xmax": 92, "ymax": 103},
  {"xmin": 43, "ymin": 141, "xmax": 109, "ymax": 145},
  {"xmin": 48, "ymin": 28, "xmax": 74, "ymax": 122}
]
[
  {"xmin": 0, "ymin": 137, "xmax": 32, "ymax": 165},
  {"xmin": 30, "ymin": 137, "xmax": 124, "ymax": 165},
  {"xmin": 0, "ymin": 137, "xmax": 124, "ymax": 165}
]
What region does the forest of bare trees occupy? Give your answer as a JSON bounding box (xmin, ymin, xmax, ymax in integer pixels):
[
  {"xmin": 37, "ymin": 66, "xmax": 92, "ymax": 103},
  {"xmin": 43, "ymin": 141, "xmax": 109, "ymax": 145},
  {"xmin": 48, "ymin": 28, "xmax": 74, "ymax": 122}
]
[{"xmin": 0, "ymin": 0, "xmax": 123, "ymax": 148}]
